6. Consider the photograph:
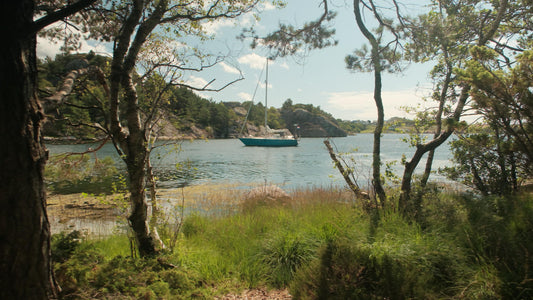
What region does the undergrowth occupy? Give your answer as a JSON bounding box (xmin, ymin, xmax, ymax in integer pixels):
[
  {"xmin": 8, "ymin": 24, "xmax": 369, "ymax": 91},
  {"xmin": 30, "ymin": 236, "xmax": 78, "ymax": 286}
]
[{"xmin": 52, "ymin": 187, "xmax": 533, "ymax": 299}]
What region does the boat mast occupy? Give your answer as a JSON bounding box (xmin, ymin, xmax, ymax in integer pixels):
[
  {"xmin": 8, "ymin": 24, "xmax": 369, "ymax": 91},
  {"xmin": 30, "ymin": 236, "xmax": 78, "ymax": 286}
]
[{"xmin": 264, "ymin": 58, "xmax": 268, "ymax": 130}]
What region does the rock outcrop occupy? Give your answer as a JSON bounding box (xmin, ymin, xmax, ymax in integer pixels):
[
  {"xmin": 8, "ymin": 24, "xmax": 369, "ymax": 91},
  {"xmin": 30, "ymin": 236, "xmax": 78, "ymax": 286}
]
[{"xmin": 282, "ymin": 108, "xmax": 347, "ymax": 137}]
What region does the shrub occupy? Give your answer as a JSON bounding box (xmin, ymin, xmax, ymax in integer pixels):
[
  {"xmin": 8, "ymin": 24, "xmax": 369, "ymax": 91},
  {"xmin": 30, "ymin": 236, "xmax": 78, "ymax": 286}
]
[
  {"xmin": 51, "ymin": 231, "xmax": 82, "ymax": 263},
  {"xmin": 54, "ymin": 245, "xmax": 104, "ymax": 297},
  {"xmin": 459, "ymin": 194, "xmax": 533, "ymax": 299},
  {"xmin": 290, "ymin": 231, "xmax": 468, "ymax": 300},
  {"xmin": 292, "ymin": 239, "xmax": 412, "ymax": 300}
]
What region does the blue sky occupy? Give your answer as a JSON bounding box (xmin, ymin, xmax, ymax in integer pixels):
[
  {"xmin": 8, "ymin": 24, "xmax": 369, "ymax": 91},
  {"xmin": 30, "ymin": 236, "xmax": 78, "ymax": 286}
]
[{"xmin": 37, "ymin": 0, "xmax": 433, "ymax": 121}]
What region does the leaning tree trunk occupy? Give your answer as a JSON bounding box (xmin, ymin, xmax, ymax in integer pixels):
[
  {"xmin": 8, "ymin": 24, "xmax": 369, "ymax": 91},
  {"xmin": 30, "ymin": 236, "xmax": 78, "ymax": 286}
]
[
  {"xmin": 399, "ymin": 86, "xmax": 469, "ymax": 212},
  {"xmin": 0, "ymin": 1, "xmax": 57, "ymax": 298}
]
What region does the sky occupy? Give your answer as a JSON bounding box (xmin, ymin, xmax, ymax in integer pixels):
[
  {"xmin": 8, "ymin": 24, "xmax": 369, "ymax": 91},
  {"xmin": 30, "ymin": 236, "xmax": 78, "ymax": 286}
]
[{"xmin": 37, "ymin": 0, "xmax": 434, "ymax": 121}]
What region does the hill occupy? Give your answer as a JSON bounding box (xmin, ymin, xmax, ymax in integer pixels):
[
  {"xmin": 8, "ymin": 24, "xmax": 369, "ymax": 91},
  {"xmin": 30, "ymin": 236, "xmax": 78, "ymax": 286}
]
[
  {"xmin": 38, "ymin": 54, "xmax": 348, "ymax": 140},
  {"xmin": 39, "ymin": 54, "xmax": 421, "ymax": 141}
]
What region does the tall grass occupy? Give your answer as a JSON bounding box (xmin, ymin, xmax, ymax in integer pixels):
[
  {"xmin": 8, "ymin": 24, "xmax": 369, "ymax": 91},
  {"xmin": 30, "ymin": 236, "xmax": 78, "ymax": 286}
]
[{"xmin": 52, "ymin": 187, "xmax": 533, "ymax": 299}]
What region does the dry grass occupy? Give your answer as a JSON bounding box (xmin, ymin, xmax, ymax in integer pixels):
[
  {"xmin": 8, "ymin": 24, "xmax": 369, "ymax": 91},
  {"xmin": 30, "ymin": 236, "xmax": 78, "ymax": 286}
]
[{"xmin": 46, "ymin": 184, "xmax": 356, "ymax": 236}]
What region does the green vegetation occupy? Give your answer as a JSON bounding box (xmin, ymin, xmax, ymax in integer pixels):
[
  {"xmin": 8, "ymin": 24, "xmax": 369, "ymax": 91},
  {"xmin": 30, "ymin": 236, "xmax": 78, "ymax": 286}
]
[
  {"xmin": 45, "ymin": 154, "xmax": 126, "ymax": 195},
  {"xmin": 336, "ymin": 117, "xmax": 417, "ymax": 134},
  {"xmin": 39, "ymin": 53, "xmax": 353, "ymax": 140},
  {"xmin": 52, "ymin": 188, "xmax": 533, "ymax": 299}
]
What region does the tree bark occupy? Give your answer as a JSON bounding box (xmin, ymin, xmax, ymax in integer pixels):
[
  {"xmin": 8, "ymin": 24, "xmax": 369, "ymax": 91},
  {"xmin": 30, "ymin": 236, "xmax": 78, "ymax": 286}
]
[
  {"xmin": 0, "ymin": 1, "xmax": 96, "ymax": 297},
  {"xmin": 0, "ymin": 1, "xmax": 57, "ymax": 298},
  {"xmin": 106, "ymin": 0, "xmax": 166, "ymax": 257}
]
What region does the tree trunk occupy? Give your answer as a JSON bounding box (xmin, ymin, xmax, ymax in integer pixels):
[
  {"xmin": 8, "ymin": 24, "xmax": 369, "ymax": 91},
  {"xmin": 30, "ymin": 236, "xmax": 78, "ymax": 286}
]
[
  {"xmin": 371, "ymin": 61, "xmax": 386, "ymax": 205},
  {"xmin": 0, "ymin": 1, "xmax": 57, "ymax": 298},
  {"xmin": 121, "ymin": 71, "xmax": 158, "ymax": 257},
  {"xmin": 105, "ymin": 0, "xmax": 166, "ymax": 257},
  {"xmin": 125, "ymin": 143, "xmax": 157, "ymax": 257},
  {"xmin": 353, "ymin": 0, "xmax": 386, "ymax": 204},
  {"xmin": 399, "ymin": 86, "xmax": 470, "ymax": 212},
  {"xmin": 420, "ymin": 60, "xmax": 452, "ymax": 188}
]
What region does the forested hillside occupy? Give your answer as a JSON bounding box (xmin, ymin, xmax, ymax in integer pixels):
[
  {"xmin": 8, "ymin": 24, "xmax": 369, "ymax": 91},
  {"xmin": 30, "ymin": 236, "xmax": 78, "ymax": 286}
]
[{"xmin": 39, "ymin": 53, "xmax": 350, "ymax": 140}]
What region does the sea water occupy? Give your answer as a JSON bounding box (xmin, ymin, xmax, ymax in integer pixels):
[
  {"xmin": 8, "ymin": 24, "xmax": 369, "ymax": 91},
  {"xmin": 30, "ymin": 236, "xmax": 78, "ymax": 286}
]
[{"xmin": 47, "ymin": 134, "xmax": 454, "ymax": 190}]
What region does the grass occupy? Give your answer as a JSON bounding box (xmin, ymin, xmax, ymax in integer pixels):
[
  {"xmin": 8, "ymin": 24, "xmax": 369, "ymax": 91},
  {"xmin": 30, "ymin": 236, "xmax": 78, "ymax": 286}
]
[{"xmin": 52, "ymin": 186, "xmax": 533, "ymax": 299}]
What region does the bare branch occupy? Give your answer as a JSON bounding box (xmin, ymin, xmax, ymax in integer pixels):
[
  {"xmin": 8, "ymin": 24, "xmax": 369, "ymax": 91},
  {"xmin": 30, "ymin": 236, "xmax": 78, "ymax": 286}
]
[
  {"xmin": 324, "ymin": 140, "xmax": 370, "ymax": 201},
  {"xmin": 171, "ymin": 76, "xmax": 244, "ymax": 92},
  {"xmin": 160, "ymin": 0, "xmax": 260, "ymax": 24}
]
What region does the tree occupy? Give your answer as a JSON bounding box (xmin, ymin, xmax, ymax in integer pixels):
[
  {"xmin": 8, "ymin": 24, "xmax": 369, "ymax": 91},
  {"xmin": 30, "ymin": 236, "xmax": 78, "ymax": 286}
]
[
  {"xmin": 76, "ymin": 0, "xmax": 282, "ymax": 257},
  {"xmin": 42, "ymin": 0, "xmax": 338, "ymax": 257},
  {"xmin": 397, "ymin": 0, "xmax": 527, "ymax": 214},
  {"xmin": 443, "ymin": 46, "xmax": 533, "ymax": 195},
  {"xmin": 346, "ymin": 0, "xmax": 404, "ymax": 206},
  {"xmin": 0, "ymin": 1, "xmax": 96, "ymax": 298},
  {"xmin": 462, "ymin": 47, "xmax": 533, "ymax": 168}
]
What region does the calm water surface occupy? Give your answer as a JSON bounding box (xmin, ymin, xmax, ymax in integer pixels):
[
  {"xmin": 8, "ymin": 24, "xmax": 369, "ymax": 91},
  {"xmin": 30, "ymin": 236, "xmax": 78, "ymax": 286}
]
[{"xmin": 47, "ymin": 134, "xmax": 453, "ymax": 189}]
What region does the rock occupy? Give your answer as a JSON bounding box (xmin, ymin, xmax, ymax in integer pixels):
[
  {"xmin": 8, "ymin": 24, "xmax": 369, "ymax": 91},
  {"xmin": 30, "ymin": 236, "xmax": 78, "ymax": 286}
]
[
  {"xmin": 282, "ymin": 108, "xmax": 347, "ymax": 137},
  {"xmin": 242, "ymin": 185, "xmax": 291, "ymax": 210},
  {"xmin": 245, "ymin": 185, "xmax": 290, "ymax": 201}
]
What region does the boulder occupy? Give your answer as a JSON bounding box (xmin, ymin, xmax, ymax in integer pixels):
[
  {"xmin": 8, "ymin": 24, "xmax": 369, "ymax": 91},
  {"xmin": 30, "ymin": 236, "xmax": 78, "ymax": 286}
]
[{"xmin": 242, "ymin": 185, "xmax": 291, "ymax": 211}]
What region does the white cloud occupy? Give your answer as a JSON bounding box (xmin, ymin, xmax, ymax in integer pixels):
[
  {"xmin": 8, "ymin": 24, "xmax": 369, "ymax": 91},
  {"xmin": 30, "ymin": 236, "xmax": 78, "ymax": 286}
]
[
  {"xmin": 261, "ymin": 2, "xmax": 277, "ymax": 11},
  {"xmin": 79, "ymin": 40, "xmax": 111, "ymax": 56},
  {"xmin": 324, "ymin": 89, "xmax": 427, "ymax": 121},
  {"xmin": 202, "ymin": 18, "xmax": 235, "ymax": 35},
  {"xmin": 279, "ymin": 62, "xmax": 290, "ymax": 70},
  {"xmin": 202, "ymin": 12, "xmax": 255, "ymax": 35},
  {"xmin": 238, "ymin": 53, "xmax": 266, "ymax": 69},
  {"xmin": 238, "ymin": 92, "xmax": 252, "ymax": 101},
  {"xmin": 37, "ymin": 36, "xmax": 111, "ymax": 59},
  {"xmin": 37, "ymin": 37, "xmax": 61, "ymax": 58},
  {"xmin": 220, "ymin": 62, "xmax": 241, "ymax": 75},
  {"xmin": 185, "ymin": 75, "xmax": 209, "ymax": 89}
]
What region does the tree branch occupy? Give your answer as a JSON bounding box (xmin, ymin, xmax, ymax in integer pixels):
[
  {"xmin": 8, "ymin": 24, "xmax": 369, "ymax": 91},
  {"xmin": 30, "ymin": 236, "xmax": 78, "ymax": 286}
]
[
  {"xmin": 324, "ymin": 140, "xmax": 370, "ymax": 201},
  {"xmin": 31, "ymin": 0, "xmax": 97, "ymax": 34},
  {"xmin": 42, "ymin": 66, "xmax": 89, "ymax": 113}
]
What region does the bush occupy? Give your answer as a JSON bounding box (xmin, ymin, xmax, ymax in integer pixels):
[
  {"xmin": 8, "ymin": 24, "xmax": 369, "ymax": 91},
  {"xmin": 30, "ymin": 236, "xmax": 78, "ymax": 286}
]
[
  {"xmin": 459, "ymin": 194, "xmax": 533, "ymax": 299},
  {"xmin": 290, "ymin": 222, "xmax": 468, "ymax": 300},
  {"xmin": 51, "ymin": 231, "xmax": 82, "ymax": 263},
  {"xmin": 54, "ymin": 245, "xmax": 104, "ymax": 297},
  {"xmin": 291, "ymin": 239, "xmax": 420, "ymax": 300}
]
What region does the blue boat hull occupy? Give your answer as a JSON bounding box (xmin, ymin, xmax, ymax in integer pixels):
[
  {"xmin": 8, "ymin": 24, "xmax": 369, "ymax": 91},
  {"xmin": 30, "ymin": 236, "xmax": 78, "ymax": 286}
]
[{"xmin": 239, "ymin": 137, "xmax": 298, "ymax": 147}]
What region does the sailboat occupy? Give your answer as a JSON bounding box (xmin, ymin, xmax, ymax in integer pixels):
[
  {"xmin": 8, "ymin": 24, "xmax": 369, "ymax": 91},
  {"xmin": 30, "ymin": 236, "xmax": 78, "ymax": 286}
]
[{"xmin": 239, "ymin": 59, "xmax": 299, "ymax": 147}]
